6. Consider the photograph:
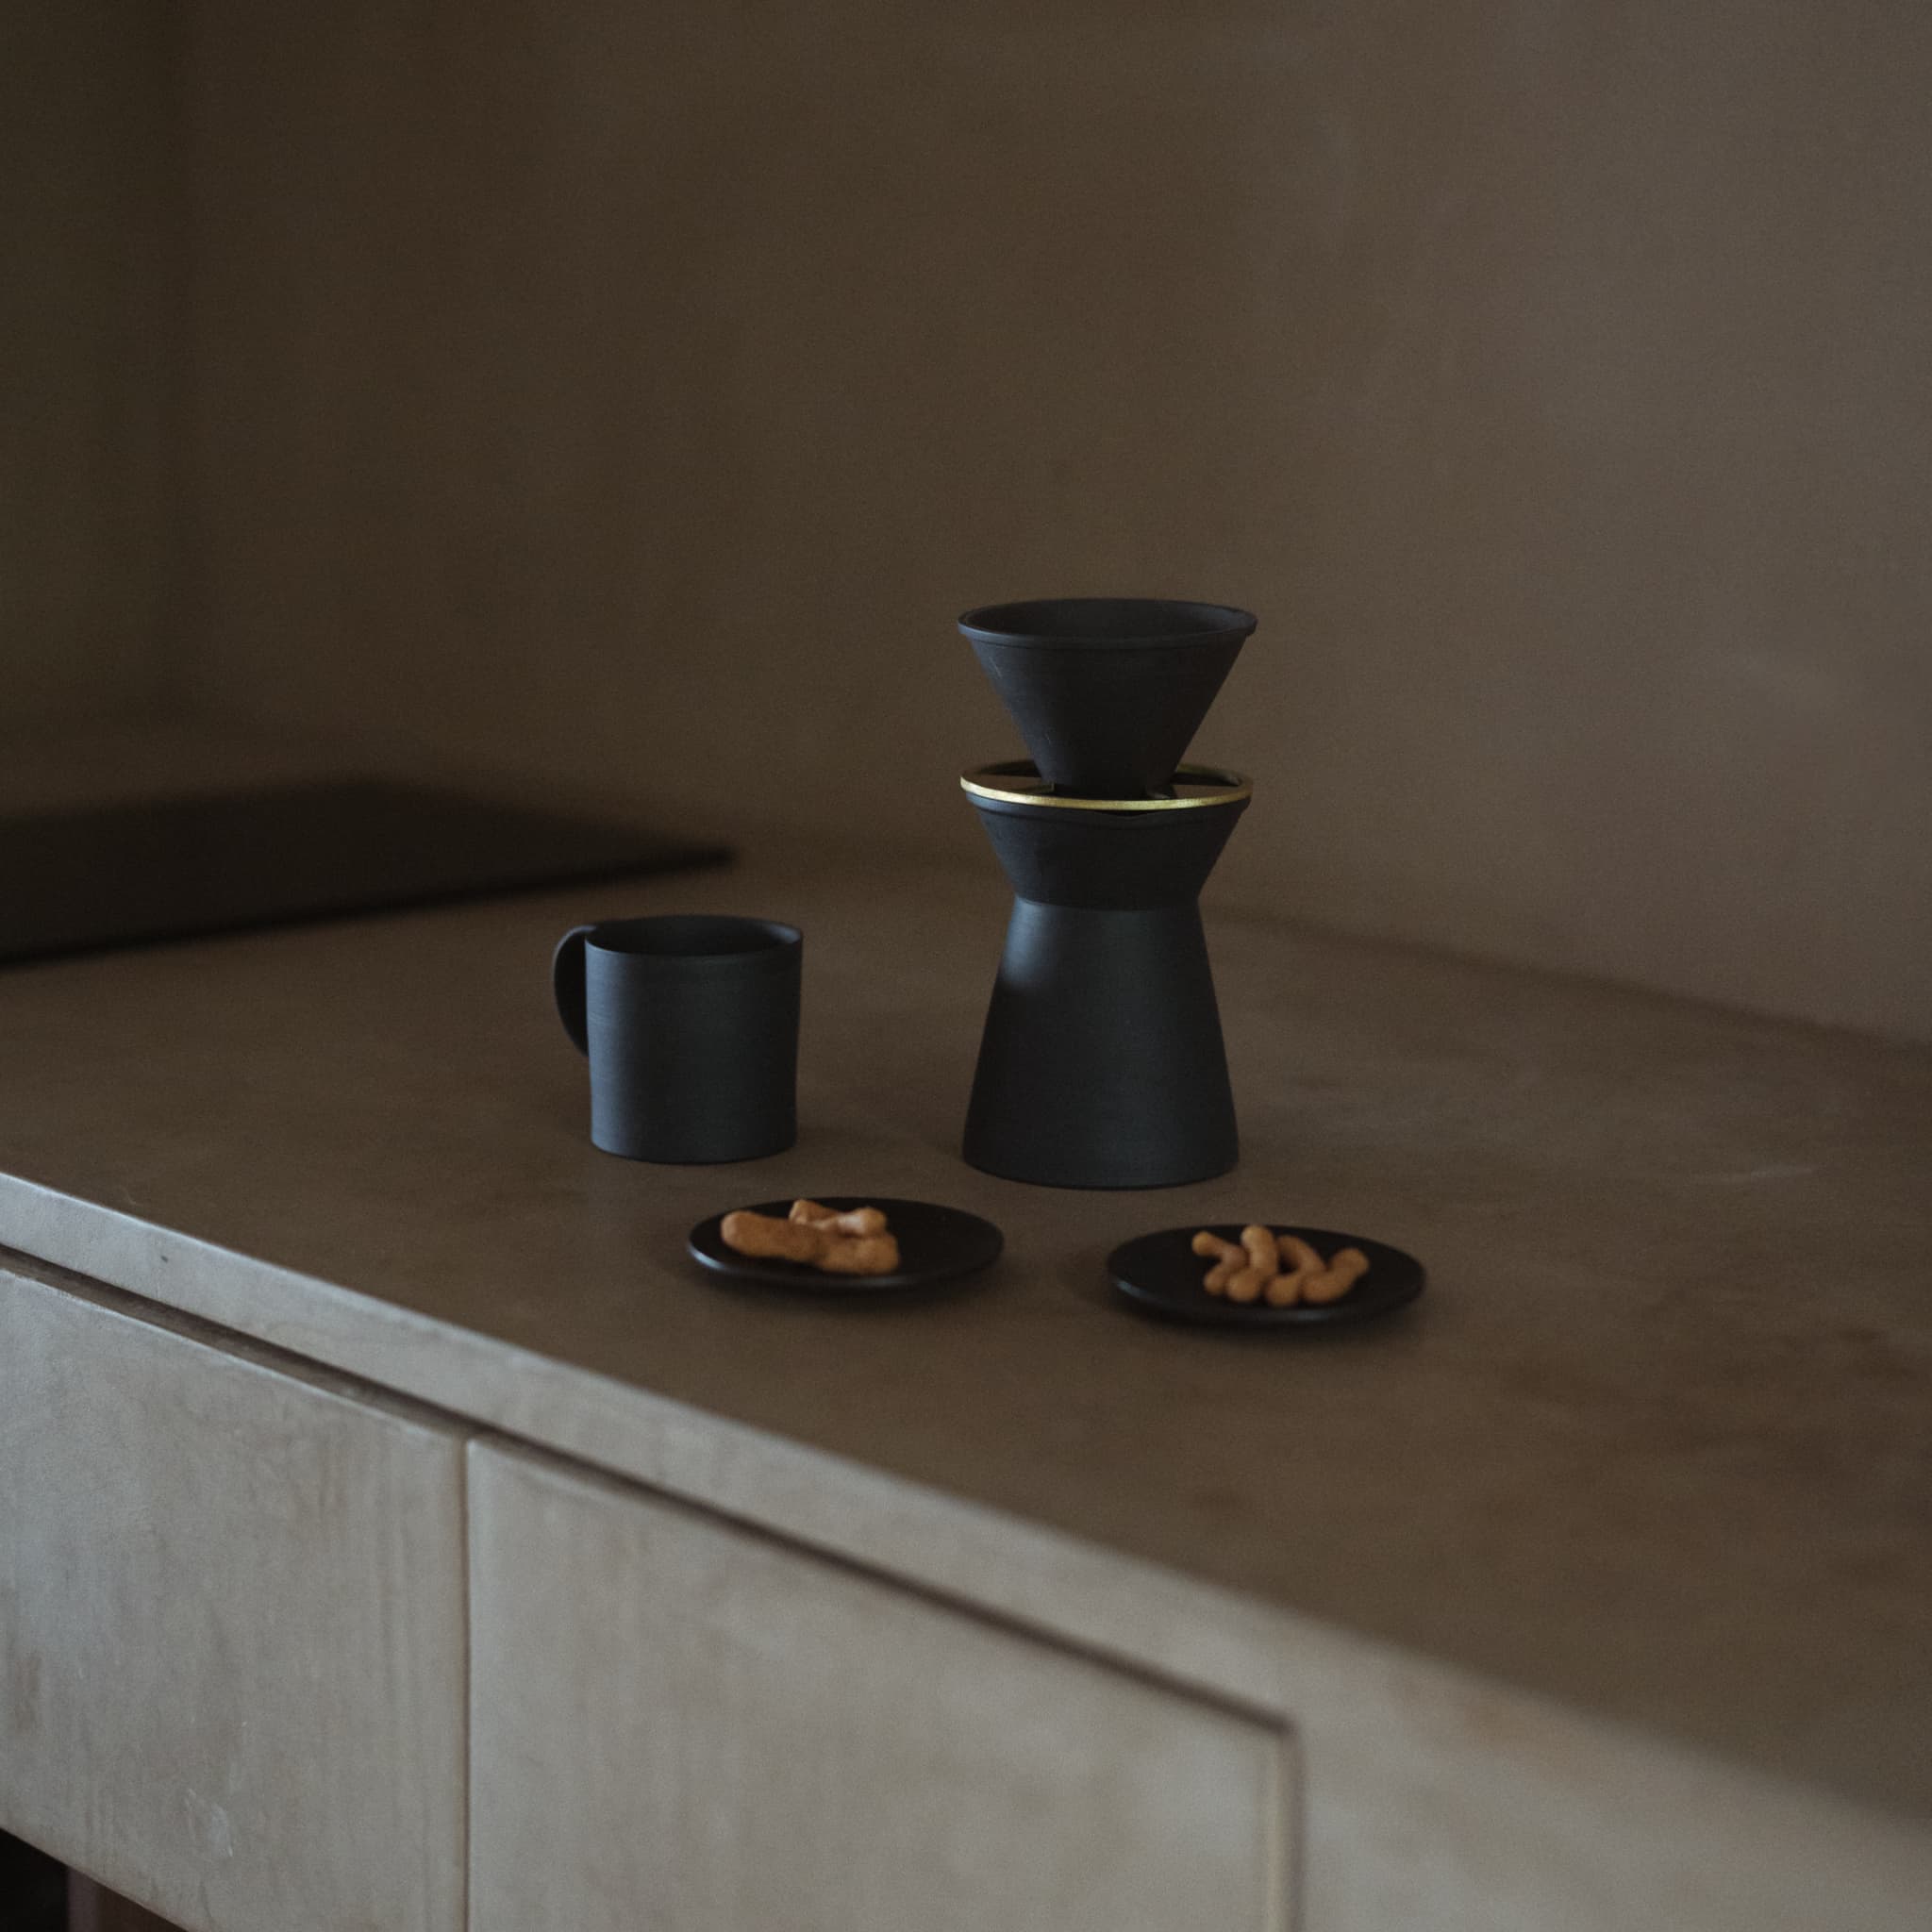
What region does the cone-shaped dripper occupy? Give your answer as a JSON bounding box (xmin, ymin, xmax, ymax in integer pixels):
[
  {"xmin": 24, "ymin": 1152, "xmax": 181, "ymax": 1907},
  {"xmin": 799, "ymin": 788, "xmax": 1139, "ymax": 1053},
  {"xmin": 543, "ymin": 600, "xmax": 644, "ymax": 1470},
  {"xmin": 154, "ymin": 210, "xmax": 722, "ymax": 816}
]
[{"xmin": 960, "ymin": 598, "xmax": 1255, "ymax": 798}]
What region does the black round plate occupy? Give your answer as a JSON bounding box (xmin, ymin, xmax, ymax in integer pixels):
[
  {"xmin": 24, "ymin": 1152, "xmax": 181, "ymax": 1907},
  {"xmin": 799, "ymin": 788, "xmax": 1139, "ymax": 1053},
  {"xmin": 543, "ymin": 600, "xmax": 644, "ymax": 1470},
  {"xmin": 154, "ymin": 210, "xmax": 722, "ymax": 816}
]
[
  {"xmin": 1108, "ymin": 1224, "xmax": 1425, "ymax": 1328},
  {"xmin": 689, "ymin": 1197, "xmax": 1005, "ymax": 1296}
]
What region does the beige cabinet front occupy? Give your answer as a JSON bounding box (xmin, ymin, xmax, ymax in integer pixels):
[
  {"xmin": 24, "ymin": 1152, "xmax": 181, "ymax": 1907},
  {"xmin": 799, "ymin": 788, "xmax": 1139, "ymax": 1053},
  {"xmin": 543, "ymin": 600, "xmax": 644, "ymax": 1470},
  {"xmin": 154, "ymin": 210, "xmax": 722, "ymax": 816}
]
[
  {"xmin": 0, "ymin": 1265, "xmax": 467, "ymax": 1932},
  {"xmin": 469, "ymin": 1443, "xmax": 1293, "ymax": 1932}
]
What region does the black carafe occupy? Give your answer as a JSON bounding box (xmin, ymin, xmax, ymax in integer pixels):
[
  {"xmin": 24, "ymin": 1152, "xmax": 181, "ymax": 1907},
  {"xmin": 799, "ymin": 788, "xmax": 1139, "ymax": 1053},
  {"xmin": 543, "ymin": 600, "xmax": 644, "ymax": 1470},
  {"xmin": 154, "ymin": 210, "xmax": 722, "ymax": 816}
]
[{"xmin": 958, "ymin": 598, "xmax": 1257, "ymax": 1189}]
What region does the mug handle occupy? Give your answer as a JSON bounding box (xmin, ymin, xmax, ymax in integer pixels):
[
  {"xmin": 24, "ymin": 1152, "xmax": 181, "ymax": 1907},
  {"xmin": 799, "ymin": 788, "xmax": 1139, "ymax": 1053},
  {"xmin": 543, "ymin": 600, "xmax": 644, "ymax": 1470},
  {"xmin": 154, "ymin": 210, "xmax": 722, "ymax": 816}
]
[{"xmin": 552, "ymin": 925, "xmax": 597, "ymax": 1056}]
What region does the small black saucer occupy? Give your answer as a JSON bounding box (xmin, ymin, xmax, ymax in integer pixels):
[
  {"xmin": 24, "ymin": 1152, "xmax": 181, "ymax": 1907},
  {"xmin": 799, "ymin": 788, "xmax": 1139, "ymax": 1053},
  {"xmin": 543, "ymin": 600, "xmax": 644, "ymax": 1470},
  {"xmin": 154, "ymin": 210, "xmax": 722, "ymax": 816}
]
[
  {"xmin": 689, "ymin": 1197, "xmax": 1004, "ymax": 1296},
  {"xmin": 1108, "ymin": 1224, "xmax": 1425, "ymax": 1328}
]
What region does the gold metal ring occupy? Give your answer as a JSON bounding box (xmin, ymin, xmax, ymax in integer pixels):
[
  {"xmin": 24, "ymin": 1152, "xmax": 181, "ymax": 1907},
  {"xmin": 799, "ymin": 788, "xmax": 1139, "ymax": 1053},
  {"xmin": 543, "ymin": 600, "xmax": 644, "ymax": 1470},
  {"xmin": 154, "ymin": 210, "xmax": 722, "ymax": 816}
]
[{"xmin": 959, "ymin": 761, "xmax": 1253, "ymax": 811}]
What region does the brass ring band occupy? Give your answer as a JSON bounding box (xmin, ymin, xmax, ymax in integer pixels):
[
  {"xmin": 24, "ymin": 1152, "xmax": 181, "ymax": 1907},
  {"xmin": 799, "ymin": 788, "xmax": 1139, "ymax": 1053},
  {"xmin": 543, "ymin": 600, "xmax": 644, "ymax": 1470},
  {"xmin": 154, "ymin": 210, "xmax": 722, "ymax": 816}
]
[{"xmin": 959, "ymin": 760, "xmax": 1253, "ymax": 812}]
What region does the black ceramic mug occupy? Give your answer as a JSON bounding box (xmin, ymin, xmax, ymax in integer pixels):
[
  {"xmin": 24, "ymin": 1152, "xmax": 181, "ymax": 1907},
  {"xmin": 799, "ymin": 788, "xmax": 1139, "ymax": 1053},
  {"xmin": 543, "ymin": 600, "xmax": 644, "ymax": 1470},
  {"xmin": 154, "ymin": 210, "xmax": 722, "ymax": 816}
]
[{"xmin": 553, "ymin": 915, "xmax": 802, "ymax": 1162}]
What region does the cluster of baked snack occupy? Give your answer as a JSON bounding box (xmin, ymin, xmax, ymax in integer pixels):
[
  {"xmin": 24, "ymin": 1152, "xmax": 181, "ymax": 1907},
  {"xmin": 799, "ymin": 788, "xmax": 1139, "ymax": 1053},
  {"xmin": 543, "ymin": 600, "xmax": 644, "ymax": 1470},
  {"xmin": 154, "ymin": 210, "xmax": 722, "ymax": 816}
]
[
  {"xmin": 722, "ymin": 1200, "xmax": 901, "ymax": 1276},
  {"xmin": 1191, "ymin": 1227, "xmax": 1369, "ymax": 1307}
]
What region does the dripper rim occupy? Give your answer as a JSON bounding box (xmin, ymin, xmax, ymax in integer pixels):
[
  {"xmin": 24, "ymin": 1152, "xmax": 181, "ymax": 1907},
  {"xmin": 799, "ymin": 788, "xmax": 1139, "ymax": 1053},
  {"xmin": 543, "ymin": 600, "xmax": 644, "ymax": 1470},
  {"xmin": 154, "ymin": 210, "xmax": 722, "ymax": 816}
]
[{"xmin": 958, "ymin": 598, "xmax": 1257, "ymax": 649}]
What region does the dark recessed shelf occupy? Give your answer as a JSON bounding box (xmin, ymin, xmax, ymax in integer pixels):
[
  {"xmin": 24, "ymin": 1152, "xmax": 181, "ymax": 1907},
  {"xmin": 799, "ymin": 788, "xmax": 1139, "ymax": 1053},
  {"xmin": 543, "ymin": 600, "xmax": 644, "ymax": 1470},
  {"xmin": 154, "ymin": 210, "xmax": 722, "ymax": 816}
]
[{"xmin": 0, "ymin": 779, "xmax": 730, "ymax": 966}]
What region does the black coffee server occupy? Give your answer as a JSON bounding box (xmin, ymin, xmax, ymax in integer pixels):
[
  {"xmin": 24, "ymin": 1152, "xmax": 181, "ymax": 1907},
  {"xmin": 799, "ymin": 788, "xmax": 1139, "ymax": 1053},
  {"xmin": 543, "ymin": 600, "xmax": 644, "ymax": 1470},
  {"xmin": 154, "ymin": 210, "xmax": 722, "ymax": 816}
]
[{"xmin": 958, "ymin": 598, "xmax": 1256, "ymax": 1188}]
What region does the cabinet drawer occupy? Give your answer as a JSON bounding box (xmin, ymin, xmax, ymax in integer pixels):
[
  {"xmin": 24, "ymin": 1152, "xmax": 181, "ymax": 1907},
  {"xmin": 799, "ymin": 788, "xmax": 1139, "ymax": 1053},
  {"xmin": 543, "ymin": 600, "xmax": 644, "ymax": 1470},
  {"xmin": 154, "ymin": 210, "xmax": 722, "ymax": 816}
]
[
  {"xmin": 0, "ymin": 1267, "xmax": 466, "ymax": 1932},
  {"xmin": 470, "ymin": 1443, "xmax": 1293, "ymax": 1932}
]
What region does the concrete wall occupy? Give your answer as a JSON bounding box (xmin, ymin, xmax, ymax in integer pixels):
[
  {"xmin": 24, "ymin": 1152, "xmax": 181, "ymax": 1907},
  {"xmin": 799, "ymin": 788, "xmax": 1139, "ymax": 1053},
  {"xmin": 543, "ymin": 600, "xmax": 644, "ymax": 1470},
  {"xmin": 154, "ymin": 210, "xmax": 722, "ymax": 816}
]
[
  {"xmin": 183, "ymin": 1, "xmax": 1932, "ymax": 1037},
  {"xmin": 1, "ymin": 3, "xmax": 181, "ymax": 731}
]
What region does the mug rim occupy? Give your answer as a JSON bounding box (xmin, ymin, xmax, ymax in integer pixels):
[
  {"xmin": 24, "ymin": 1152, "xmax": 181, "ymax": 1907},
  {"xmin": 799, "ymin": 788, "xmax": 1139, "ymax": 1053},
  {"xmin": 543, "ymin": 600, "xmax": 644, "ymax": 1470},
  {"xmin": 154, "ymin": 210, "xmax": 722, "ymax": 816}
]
[{"xmin": 580, "ymin": 914, "xmax": 801, "ymax": 963}]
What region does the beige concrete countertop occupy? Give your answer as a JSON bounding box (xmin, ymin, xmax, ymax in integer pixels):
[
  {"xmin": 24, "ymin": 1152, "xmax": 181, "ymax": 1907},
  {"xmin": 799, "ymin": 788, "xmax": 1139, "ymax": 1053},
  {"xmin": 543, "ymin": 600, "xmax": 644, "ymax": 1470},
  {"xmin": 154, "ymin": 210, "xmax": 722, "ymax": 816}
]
[{"xmin": 2, "ymin": 724, "xmax": 1928, "ymax": 1834}]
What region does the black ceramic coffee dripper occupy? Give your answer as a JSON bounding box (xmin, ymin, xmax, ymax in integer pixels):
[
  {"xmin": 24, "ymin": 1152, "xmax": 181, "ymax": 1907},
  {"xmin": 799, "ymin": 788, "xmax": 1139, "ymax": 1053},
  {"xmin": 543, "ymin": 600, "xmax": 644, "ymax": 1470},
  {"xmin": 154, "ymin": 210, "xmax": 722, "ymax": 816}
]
[
  {"xmin": 960, "ymin": 598, "xmax": 1252, "ymax": 798},
  {"xmin": 958, "ymin": 598, "xmax": 1257, "ymax": 1189}
]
